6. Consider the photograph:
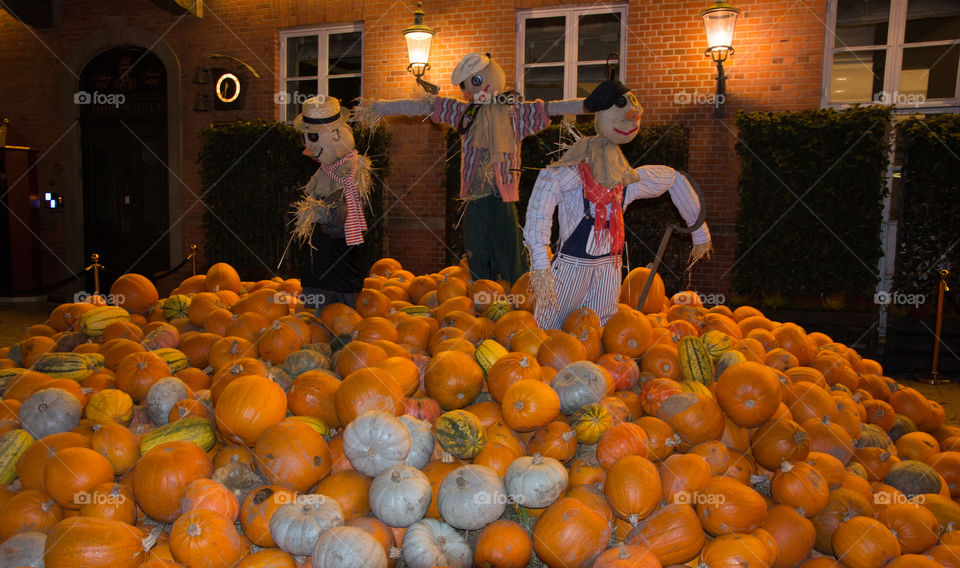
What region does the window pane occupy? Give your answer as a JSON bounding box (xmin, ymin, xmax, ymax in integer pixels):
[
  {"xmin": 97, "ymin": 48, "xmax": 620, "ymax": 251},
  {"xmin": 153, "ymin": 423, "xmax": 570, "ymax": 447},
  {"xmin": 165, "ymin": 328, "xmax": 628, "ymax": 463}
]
[
  {"xmin": 329, "ymin": 76, "xmax": 362, "ymax": 108},
  {"xmin": 901, "ymin": 44, "xmax": 960, "ymax": 100},
  {"xmin": 523, "ymin": 66, "xmax": 564, "ymax": 101},
  {"xmin": 285, "ymin": 79, "xmax": 318, "ymax": 120},
  {"xmin": 286, "ymin": 36, "xmax": 318, "ymax": 77},
  {"xmin": 329, "ymin": 31, "xmax": 362, "ymax": 75},
  {"xmin": 834, "ymin": 0, "xmax": 889, "ymax": 47},
  {"xmin": 829, "ymin": 50, "xmax": 886, "ymax": 102},
  {"xmin": 578, "ymin": 12, "xmax": 621, "ymax": 62},
  {"xmin": 577, "ymin": 64, "xmax": 609, "ymax": 97},
  {"xmin": 905, "ymin": 0, "xmax": 960, "ymax": 43},
  {"xmin": 525, "ymin": 16, "xmax": 565, "ymax": 64}
]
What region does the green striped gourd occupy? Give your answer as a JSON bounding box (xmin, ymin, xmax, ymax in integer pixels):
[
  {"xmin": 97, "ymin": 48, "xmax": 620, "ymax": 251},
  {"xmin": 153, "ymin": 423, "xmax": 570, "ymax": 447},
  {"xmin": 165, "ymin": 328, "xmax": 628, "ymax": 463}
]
[
  {"xmin": 80, "ymin": 306, "xmax": 130, "ymax": 337},
  {"xmin": 139, "ymin": 416, "xmax": 217, "ymax": 455},
  {"xmin": 677, "ymin": 335, "xmax": 715, "ymax": 385}
]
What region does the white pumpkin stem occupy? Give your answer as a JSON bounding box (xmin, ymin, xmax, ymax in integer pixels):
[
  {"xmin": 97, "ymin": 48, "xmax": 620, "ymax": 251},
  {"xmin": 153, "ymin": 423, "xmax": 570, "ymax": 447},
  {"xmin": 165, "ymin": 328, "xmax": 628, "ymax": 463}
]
[
  {"xmin": 628, "ymin": 513, "xmax": 639, "ymax": 527},
  {"xmin": 187, "ymin": 523, "xmax": 202, "ymax": 537},
  {"xmin": 780, "ymin": 461, "xmax": 794, "ymax": 473},
  {"xmin": 441, "ymin": 452, "xmax": 455, "ymax": 464},
  {"xmin": 561, "ymin": 430, "xmax": 577, "ymax": 442},
  {"xmin": 391, "ymin": 469, "xmax": 403, "ymax": 483},
  {"xmin": 203, "ymin": 365, "xmax": 214, "ymax": 375},
  {"xmin": 141, "ymin": 526, "xmax": 162, "ymax": 552},
  {"xmin": 532, "ymin": 453, "xmax": 543, "ymax": 465},
  {"xmin": 665, "ymin": 434, "xmax": 682, "ymax": 447},
  {"xmin": 618, "ymin": 542, "xmax": 630, "ymax": 559},
  {"xmin": 41, "ymin": 499, "xmax": 56, "ymax": 512}
]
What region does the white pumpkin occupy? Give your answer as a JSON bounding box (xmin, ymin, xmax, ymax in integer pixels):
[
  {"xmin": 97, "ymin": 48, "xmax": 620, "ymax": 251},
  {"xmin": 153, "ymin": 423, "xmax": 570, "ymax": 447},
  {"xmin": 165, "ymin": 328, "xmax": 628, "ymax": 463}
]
[
  {"xmin": 402, "ymin": 518, "xmax": 472, "ymax": 568},
  {"xmin": 504, "ymin": 453, "xmax": 568, "ymax": 508},
  {"xmin": 312, "ymin": 526, "xmax": 387, "ymax": 568},
  {"xmin": 342, "ymin": 410, "xmax": 412, "ymax": 477},
  {"xmin": 145, "ymin": 377, "xmax": 191, "ymax": 425},
  {"xmin": 0, "ymin": 531, "xmax": 45, "ymax": 568},
  {"xmin": 550, "ymin": 361, "xmax": 611, "ymax": 414},
  {"xmin": 436, "ymin": 464, "xmax": 506, "ymax": 530},
  {"xmin": 369, "ymin": 465, "xmax": 431, "ymax": 528},
  {"xmin": 269, "ymin": 497, "xmax": 344, "ymax": 556},
  {"xmin": 19, "ymin": 388, "xmax": 81, "ymax": 438},
  {"xmin": 398, "ymin": 415, "xmax": 434, "ymax": 469}
]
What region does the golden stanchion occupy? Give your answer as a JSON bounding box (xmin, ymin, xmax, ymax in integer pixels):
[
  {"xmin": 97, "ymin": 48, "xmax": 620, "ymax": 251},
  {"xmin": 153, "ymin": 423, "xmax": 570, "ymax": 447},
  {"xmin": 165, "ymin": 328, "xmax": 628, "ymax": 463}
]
[
  {"xmin": 188, "ymin": 244, "xmax": 198, "ymax": 276},
  {"xmin": 85, "ymin": 253, "xmax": 103, "ymax": 296},
  {"xmin": 919, "ymin": 269, "xmax": 951, "ymax": 385}
]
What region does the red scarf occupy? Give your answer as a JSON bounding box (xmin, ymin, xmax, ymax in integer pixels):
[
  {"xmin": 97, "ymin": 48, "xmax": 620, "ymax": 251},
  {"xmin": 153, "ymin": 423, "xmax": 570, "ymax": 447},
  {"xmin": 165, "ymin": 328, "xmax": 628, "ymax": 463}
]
[
  {"xmin": 578, "ymin": 161, "xmax": 625, "ymax": 257},
  {"xmin": 321, "ymin": 149, "xmax": 366, "ymax": 246}
]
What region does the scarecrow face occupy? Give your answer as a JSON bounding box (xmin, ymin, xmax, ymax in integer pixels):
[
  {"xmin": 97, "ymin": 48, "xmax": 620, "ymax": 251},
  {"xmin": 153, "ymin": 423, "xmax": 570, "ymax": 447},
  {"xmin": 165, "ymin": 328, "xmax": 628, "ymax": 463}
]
[
  {"xmin": 596, "ymin": 91, "xmax": 642, "ymax": 145},
  {"xmin": 301, "ymin": 124, "xmax": 355, "ymax": 166},
  {"xmin": 459, "ymin": 60, "xmax": 506, "ymax": 104}
]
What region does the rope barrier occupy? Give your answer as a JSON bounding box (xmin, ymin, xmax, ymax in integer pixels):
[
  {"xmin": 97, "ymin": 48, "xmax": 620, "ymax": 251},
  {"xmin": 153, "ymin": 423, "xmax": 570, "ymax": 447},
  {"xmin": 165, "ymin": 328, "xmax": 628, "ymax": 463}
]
[{"xmin": 2, "ymin": 245, "xmax": 198, "ymax": 297}]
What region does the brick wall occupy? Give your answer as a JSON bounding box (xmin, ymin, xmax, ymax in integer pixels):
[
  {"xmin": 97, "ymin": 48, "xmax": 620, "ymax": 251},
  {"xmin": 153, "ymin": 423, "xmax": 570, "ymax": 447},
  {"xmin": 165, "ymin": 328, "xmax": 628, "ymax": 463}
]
[{"xmin": 0, "ymin": 0, "xmax": 826, "ymax": 292}]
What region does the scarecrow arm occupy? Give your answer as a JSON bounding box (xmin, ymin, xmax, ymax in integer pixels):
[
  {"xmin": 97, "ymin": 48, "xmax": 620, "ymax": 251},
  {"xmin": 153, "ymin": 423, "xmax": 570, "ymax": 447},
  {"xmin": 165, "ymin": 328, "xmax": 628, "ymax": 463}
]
[
  {"xmin": 544, "ymin": 98, "xmax": 586, "ymax": 116},
  {"xmin": 625, "ymin": 165, "xmax": 711, "ymax": 247},
  {"xmin": 352, "ymin": 95, "xmax": 436, "ymax": 129},
  {"xmin": 523, "ymin": 168, "xmax": 564, "ymax": 310}
]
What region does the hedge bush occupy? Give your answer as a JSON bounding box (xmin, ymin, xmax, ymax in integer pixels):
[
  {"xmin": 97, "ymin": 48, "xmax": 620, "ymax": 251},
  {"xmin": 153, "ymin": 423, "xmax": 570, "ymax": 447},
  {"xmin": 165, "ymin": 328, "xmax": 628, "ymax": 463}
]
[
  {"xmin": 895, "ymin": 113, "xmax": 960, "ymax": 295},
  {"xmin": 446, "ymin": 122, "xmax": 692, "ymax": 291},
  {"xmin": 734, "ymin": 106, "xmax": 891, "ymax": 304},
  {"xmin": 200, "ymin": 120, "xmax": 390, "ymax": 279}
]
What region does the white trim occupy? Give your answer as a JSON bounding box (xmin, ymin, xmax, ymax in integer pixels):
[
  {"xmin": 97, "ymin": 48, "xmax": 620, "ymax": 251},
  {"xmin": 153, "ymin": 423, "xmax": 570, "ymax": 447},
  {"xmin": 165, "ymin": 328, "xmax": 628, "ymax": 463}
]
[
  {"xmin": 516, "ymin": 4, "xmax": 628, "ymax": 100},
  {"xmin": 278, "ymin": 22, "xmax": 363, "ymax": 122},
  {"xmin": 822, "ymin": 0, "xmax": 960, "ymax": 112}
]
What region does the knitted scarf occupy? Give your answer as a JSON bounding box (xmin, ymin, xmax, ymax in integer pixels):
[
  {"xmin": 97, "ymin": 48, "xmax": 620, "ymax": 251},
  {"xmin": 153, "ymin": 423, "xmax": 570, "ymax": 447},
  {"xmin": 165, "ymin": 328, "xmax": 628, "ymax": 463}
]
[{"xmin": 320, "ymin": 149, "xmax": 366, "ymax": 245}]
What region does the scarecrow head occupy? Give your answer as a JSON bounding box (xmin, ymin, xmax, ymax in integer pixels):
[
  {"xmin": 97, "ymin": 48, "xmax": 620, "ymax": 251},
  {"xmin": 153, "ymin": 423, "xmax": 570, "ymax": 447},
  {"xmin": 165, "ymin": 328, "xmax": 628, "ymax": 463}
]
[
  {"xmin": 584, "ymin": 80, "xmax": 642, "ymax": 145},
  {"xmin": 294, "ymin": 96, "xmax": 355, "ymax": 166},
  {"xmin": 451, "ymin": 53, "xmax": 507, "ymax": 104}
]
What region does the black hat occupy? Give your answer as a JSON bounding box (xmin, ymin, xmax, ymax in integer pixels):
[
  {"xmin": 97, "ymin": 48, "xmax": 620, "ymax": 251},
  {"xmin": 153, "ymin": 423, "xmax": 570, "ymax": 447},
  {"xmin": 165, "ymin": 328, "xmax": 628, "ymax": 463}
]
[{"xmin": 584, "ymin": 80, "xmax": 631, "ymax": 112}]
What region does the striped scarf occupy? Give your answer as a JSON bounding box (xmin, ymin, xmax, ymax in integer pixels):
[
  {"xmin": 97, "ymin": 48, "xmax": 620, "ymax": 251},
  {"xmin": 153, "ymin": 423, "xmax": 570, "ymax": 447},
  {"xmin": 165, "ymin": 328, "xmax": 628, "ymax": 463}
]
[{"xmin": 321, "ymin": 149, "xmax": 366, "ymax": 245}]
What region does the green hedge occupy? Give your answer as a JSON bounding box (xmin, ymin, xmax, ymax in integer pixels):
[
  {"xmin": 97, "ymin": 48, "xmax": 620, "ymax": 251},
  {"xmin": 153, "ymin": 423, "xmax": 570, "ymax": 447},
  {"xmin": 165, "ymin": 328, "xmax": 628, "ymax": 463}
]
[
  {"xmin": 733, "ymin": 106, "xmax": 891, "ymax": 304},
  {"xmin": 199, "ymin": 120, "xmax": 390, "ymax": 279},
  {"xmin": 445, "ymin": 122, "xmax": 692, "ymax": 290},
  {"xmin": 895, "ymin": 114, "xmax": 960, "ymax": 295}
]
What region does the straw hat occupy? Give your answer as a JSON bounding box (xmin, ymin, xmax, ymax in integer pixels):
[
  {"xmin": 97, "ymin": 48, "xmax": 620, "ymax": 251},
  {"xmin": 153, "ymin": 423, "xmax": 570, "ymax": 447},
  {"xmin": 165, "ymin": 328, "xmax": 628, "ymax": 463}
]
[
  {"xmin": 451, "ymin": 53, "xmax": 491, "ymax": 87},
  {"xmin": 294, "ymin": 95, "xmax": 346, "ymax": 133}
]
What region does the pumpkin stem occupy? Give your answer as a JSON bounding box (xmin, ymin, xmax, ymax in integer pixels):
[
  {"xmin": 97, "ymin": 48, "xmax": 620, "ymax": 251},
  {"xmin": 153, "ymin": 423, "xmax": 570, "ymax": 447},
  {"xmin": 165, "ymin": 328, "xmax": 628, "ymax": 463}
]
[
  {"xmin": 391, "ymin": 469, "xmax": 403, "ymax": 483},
  {"xmin": 38, "ymin": 403, "xmax": 48, "ymax": 412},
  {"xmin": 822, "ymin": 415, "xmax": 831, "ymax": 425},
  {"xmin": 561, "ymin": 430, "xmax": 577, "ymax": 442},
  {"xmin": 389, "ymin": 547, "xmax": 403, "ymax": 559},
  {"xmin": 41, "ymin": 499, "xmax": 56, "ymax": 512},
  {"xmin": 780, "ymin": 461, "xmax": 793, "ymax": 473},
  {"xmin": 665, "ymin": 434, "xmax": 682, "ymax": 447},
  {"xmin": 617, "ymin": 542, "xmax": 630, "ymax": 559},
  {"xmin": 628, "ymin": 513, "xmax": 638, "ymax": 527},
  {"xmin": 456, "ymin": 476, "xmax": 467, "ymax": 489},
  {"xmin": 441, "ymin": 452, "xmax": 455, "ymax": 464},
  {"xmin": 186, "ymin": 522, "xmax": 202, "ymax": 537},
  {"xmin": 532, "ymin": 453, "xmax": 543, "ymax": 465},
  {"xmin": 141, "ymin": 526, "xmax": 162, "ymax": 552}
]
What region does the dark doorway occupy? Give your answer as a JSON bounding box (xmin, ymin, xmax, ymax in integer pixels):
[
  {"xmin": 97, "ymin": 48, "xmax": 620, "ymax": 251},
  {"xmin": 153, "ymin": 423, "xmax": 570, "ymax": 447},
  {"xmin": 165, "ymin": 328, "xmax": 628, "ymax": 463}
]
[{"xmin": 79, "ymin": 46, "xmax": 168, "ymax": 293}]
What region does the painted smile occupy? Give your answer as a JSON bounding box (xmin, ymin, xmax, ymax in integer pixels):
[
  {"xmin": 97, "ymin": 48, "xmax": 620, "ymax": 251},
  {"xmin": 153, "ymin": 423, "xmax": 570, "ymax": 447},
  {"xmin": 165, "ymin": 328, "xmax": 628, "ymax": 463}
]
[{"xmin": 613, "ymin": 125, "xmax": 638, "ymax": 136}]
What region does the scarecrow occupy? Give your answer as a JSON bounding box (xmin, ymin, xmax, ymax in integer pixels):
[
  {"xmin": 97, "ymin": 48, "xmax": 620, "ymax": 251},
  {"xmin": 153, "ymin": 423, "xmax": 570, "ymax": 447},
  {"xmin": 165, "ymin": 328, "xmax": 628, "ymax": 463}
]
[
  {"xmin": 356, "ymin": 53, "xmax": 584, "ymax": 282},
  {"xmin": 292, "ymin": 95, "xmax": 374, "ymax": 311},
  {"xmin": 523, "ymin": 80, "xmax": 712, "ymax": 330}
]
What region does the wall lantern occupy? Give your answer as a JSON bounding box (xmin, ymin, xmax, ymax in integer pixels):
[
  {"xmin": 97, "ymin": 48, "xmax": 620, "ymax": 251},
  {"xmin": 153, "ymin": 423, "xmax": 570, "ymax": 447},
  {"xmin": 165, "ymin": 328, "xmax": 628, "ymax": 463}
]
[
  {"xmin": 700, "ymin": 0, "xmax": 740, "ymax": 118},
  {"xmin": 403, "ymin": 2, "xmax": 439, "ymax": 94}
]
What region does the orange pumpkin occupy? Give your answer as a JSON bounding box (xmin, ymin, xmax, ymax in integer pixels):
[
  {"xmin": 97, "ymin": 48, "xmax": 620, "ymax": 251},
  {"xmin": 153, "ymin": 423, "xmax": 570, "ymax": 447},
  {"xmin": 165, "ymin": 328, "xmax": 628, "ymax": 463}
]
[
  {"xmin": 169, "ymin": 508, "xmax": 248, "ymax": 568},
  {"xmin": 424, "ymin": 350, "xmax": 484, "ymax": 410},
  {"xmin": 334, "ymin": 367, "xmax": 405, "ymax": 424},
  {"xmin": 532, "ymin": 498, "xmax": 611, "ymax": 568},
  {"xmin": 134, "ymin": 441, "xmax": 214, "ymax": 523},
  {"xmin": 474, "ymin": 519, "xmax": 533, "ymax": 568},
  {"xmin": 215, "ymin": 375, "xmax": 287, "ymax": 446},
  {"xmin": 500, "ymin": 379, "xmax": 560, "ymax": 432},
  {"xmin": 602, "ymin": 308, "xmax": 653, "ymax": 357}
]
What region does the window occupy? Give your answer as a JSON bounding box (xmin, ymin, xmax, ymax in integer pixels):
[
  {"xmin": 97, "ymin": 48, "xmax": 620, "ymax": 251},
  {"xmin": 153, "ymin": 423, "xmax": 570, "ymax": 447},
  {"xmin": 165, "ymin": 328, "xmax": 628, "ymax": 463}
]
[
  {"xmin": 278, "ymin": 24, "xmax": 363, "ymax": 121},
  {"xmin": 517, "ymin": 5, "xmax": 627, "ymax": 102},
  {"xmin": 824, "ymin": 0, "xmax": 960, "ymax": 110}
]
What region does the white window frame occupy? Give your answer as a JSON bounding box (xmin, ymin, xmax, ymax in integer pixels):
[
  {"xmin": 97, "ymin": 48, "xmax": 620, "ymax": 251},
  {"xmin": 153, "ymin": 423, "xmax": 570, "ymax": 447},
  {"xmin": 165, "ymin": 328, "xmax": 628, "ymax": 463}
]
[
  {"xmin": 278, "ymin": 22, "xmax": 363, "ymax": 122},
  {"xmin": 822, "ymin": 0, "xmax": 960, "ymax": 112},
  {"xmin": 516, "ymin": 4, "xmax": 628, "ymax": 101}
]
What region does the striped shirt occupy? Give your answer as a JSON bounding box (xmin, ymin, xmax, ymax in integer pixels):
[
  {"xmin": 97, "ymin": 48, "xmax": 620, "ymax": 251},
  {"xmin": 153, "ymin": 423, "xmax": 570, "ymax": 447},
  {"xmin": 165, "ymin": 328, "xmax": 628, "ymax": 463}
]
[
  {"xmin": 432, "ymin": 97, "xmax": 549, "ymax": 202},
  {"xmin": 523, "ymin": 164, "xmax": 711, "ymax": 270}
]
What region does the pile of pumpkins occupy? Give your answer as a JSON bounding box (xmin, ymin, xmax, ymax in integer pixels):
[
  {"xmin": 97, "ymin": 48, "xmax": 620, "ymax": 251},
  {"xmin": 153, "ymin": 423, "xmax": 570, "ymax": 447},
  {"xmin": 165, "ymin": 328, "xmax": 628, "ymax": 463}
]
[{"xmin": 0, "ymin": 259, "xmax": 959, "ymax": 568}]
